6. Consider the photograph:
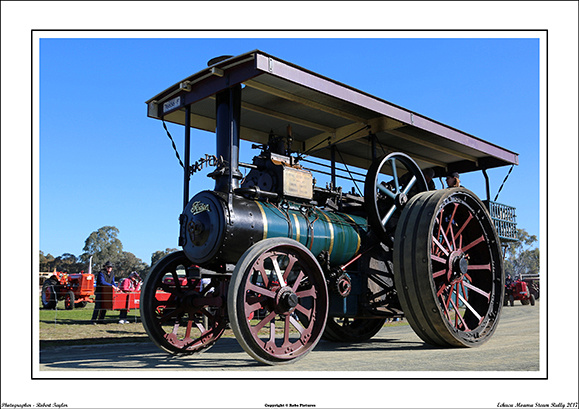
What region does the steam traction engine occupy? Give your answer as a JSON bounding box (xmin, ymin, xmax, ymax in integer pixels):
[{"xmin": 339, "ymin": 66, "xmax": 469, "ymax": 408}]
[{"xmin": 140, "ymin": 51, "xmax": 519, "ymax": 365}]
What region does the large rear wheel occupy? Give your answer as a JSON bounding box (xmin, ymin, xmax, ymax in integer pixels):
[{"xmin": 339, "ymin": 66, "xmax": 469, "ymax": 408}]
[
  {"xmin": 41, "ymin": 277, "xmax": 58, "ymax": 309},
  {"xmin": 394, "ymin": 188, "xmax": 504, "ymax": 347}
]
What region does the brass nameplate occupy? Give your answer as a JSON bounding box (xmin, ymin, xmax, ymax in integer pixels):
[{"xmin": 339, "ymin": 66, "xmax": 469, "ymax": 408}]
[{"xmin": 283, "ymin": 167, "xmax": 313, "ymax": 200}]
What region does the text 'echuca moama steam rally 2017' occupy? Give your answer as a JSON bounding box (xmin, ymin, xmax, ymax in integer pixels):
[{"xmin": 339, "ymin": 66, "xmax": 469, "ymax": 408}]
[{"xmin": 140, "ymin": 51, "xmax": 519, "ymax": 365}]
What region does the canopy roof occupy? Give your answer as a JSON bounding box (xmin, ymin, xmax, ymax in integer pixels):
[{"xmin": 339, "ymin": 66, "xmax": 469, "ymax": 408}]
[{"xmin": 146, "ymin": 50, "xmax": 518, "ymax": 174}]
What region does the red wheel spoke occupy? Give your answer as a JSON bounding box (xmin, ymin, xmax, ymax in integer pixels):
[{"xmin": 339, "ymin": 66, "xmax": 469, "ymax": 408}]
[
  {"xmin": 449, "ymin": 296, "xmax": 470, "ymax": 331},
  {"xmin": 463, "ymin": 281, "xmax": 491, "ymax": 301},
  {"xmin": 439, "ymin": 225, "xmax": 453, "ymax": 252},
  {"xmin": 431, "ymin": 254, "xmax": 447, "ymax": 264},
  {"xmin": 448, "ymin": 221, "xmax": 457, "ymax": 251},
  {"xmin": 461, "ymin": 235, "xmax": 486, "ymax": 253},
  {"xmin": 291, "ymin": 271, "xmax": 305, "ymax": 292},
  {"xmin": 453, "ymin": 212, "xmax": 473, "ymax": 242},
  {"xmin": 247, "ymin": 282, "xmax": 276, "ymax": 298},
  {"xmin": 246, "ymin": 299, "xmax": 265, "ymax": 314},
  {"xmin": 436, "ymin": 283, "xmax": 448, "ymax": 297},
  {"xmin": 434, "ymin": 209, "xmax": 444, "ymax": 254},
  {"xmin": 433, "ymin": 269, "xmax": 447, "ymax": 279},
  {"xmin": 253, "ymin": 310, "xmax": 276, "ymax": 333},
  {"xmin": 294, "ymin": 302, "xmax": 312, "ymax": 320},
  {"xmin": 283, "ymin": 254, "xmax": 298, "ymax": 282},
  {"xmin": 254, "ymin": 263, "xmax": 269, "ymax": 288},
  {"xmin": 296, "ymin": 285, "xmax": 317, "ymax": 299},
  {"xmin": 467, "ymin": 263, "xmax": 491, "ymax": 271},
  {"xmin": 432, "ymin": 237, "xmax": 449, "ymax": 257},
  {"xmin": 445, "ymin": 283, "xmax": 455, "ymax": 310},
  {"xmin": 184, "ymin": 319, "xmax": 193, "ymax": 338},
  {"xmin": 444, "ymin": 203, "xmax": 459, "ymax": 237}
]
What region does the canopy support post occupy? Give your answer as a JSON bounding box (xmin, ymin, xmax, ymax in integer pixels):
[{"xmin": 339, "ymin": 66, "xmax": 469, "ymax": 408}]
[
  {"xmin": 183, "ymin": 104, "xmax": 191, "ymax": 210},
  {"xmin": 482, "ymin": 168, "xmax": 491, "ymax": 202}
]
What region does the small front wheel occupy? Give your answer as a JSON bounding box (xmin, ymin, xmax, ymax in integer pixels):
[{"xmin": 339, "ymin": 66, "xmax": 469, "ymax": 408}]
[
  {"xmin": 64, "ymin": 291, "xmax": 75, "ymax": 310},
  {"xmin": 140, "ymin": 251, "xmax": 228, "ymax": 355},
  {"xmin": 228, "ymin": 238, "xmax": 329, "ymax": 365}
]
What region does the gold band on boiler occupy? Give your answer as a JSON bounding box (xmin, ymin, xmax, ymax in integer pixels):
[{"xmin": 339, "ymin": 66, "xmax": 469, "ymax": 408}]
[
  {"xmin": 255, "ymin": 201, "xmax": 268, "ymax": 240},
  {"xmin": 292, "ymin": 213, "xmax": 301, "ymax": 243},
  {"xmin": 320, "ymin": 211, "xmax": 334, "ymax": 256}
]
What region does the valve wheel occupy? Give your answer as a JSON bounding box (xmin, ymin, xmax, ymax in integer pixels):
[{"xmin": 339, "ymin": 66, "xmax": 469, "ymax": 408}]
[
  {"xmin": 140, "ymin": 251, "xmax": 228, "ymax": 355},
  {"xmin": 228, "ymin": 238, "xmax": 329, "ymax": 365},
  {"xmin": 365, "ymin": 153, "xmax": 429, "ymax": 244},
  {"xmin": 394, "ymin": 187, "xmax": 504, "ymax": 347}
]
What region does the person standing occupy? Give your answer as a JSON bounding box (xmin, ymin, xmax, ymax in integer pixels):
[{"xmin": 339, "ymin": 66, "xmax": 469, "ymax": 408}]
[
  {"xmin": 118, "ymin": 272, "xmax": 142, "ymax": 324},
  {"xmin": 91, "ymin": 261, "xmax": 118, "ymax": 324}
]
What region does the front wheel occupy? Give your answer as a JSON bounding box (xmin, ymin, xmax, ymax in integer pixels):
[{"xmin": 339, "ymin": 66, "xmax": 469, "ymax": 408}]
[
  {"xmin": 140, "ymin": 251, "xmax": 228, "ymax": 355},
  {"xmin": 64, "ymin": 291, "xmax": 75, "ymax": 310},
  {"xmin": 394, "ymin": 187, "xmax": 504, "ymax": 347},
  {"xmin": 228, "ymin": 238, "xmax": 329, "ymax": 365}
]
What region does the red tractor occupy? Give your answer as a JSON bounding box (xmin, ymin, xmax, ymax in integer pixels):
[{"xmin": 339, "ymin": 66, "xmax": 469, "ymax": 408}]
[
  {"xmin": 504, "ymin": 275, "xmax": 536, "ymax": 306},
  {"xmin": 41, "ymin": 271, "xmax": 95, "ymax": 310}
]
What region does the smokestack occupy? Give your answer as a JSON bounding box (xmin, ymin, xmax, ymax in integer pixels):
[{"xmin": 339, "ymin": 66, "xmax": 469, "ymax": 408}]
[{"xmin": 212, "ymin": 84, "xmax": 243, "ymax": 193}]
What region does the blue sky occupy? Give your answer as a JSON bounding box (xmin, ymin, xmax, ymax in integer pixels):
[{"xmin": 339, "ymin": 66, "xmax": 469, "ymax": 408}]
[{"xmin": 39, "ymin": 37, "xmax": 540, "ymax": 264}]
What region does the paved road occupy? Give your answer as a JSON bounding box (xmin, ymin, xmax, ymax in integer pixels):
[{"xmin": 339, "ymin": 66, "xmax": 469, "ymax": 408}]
[{"xmin": 39, "ymin": 301, "xmax": 540, "ymax": 373}]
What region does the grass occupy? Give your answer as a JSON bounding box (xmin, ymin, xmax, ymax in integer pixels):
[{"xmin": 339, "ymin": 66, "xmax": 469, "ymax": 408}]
[
  {"xmin": 39, "ymin": 300, "xmax": 150, "ymax": 348},
  {"xmin": 39, "ymin": 298, "xmax": 407, "ymax": 349}
]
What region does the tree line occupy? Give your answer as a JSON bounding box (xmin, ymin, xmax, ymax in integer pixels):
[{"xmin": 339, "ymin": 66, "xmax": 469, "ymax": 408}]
[
  {"xmin": 40, "ymin": 225, "xmax": 540, "ymax": 280},
  {"xmin": 40, "ymin": 225, "xmax": 178, "ymax": 280},
  {"xmin": 503, "ymin": 228, "xmax": 540, "ymax": 278}
]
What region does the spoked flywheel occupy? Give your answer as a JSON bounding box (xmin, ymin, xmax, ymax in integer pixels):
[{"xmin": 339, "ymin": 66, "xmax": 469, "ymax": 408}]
[
  {"xmin": 140, "ymin": 251, "xmax": 228, "ymax": 355},
  {"xmin": 365, "ymin": 153, "xmax": 429, "ymax": 244},
  {"xmin": 228, "ymin": 238, "xmax": 329, "ymax": 365},
  {"xmin": 393, "ymin": 187, "xmax": 504, "ymax": 347}
]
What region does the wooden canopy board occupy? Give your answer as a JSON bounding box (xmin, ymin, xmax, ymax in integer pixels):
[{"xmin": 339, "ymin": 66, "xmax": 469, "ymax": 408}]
[{"xmin": 146, "ymin": 50, "xmax": 518, "ymax": 175}]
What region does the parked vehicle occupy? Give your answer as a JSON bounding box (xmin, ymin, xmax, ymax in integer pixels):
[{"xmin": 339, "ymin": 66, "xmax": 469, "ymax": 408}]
[
  {"xmin": 505, "ymin": 276, "xmax": 536, "ymax": 306},
  {"xmin": 41, "ymin": 271, "xmax": 95, "ymax": 309},
  {"xmin": 140, "ymin": 51, "xmax": 519, "ymax": 365}
]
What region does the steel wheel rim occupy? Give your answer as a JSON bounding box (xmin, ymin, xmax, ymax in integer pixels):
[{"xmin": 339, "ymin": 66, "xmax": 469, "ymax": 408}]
[
  {"xmin": 231, "ymin": 239, "xmax": 328, "ymax": 364},
  {"xmin": 430, "ymin": 194, "xmax": 500, "ymax": 334},
  {"xmin": 141, "ymin": 252, "xmax": 227, "ymax": 355}
]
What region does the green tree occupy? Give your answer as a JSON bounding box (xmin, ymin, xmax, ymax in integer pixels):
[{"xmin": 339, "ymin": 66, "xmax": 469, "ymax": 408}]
[
  {"xmin": 116, "ymin": 251, "xmax": 149, "ymax": 278},
  {"xmin": 151, "ymin": 247, "xmax": 179, "ymax": 267},
  {"xmin": 54, "ymin": 253, "xmax": 84, "ymax": 273},
  {"xmin": 81, "ymin": 226, "xmax": 123, "ymax": 270},
  {"xmin": 39, "ymin": 251, "xmax": 56, "ymax": 272},
  {"xmin": 504, "ymin": 228, "xmax": 540, "ymax": 278}
]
